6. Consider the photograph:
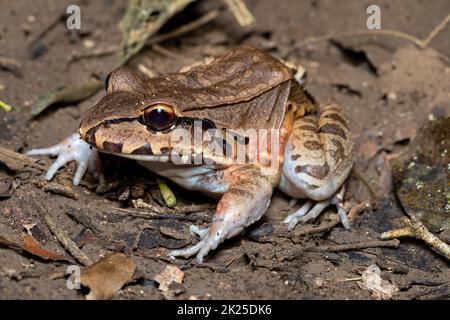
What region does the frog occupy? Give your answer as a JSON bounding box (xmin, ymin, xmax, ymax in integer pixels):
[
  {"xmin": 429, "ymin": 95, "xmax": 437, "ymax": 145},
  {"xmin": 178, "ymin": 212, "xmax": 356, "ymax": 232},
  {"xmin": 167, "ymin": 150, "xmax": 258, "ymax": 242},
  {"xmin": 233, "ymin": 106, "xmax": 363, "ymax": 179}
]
[{"xmin": 27, "ymin": 45, "xmax": 354, "ymax": 263}]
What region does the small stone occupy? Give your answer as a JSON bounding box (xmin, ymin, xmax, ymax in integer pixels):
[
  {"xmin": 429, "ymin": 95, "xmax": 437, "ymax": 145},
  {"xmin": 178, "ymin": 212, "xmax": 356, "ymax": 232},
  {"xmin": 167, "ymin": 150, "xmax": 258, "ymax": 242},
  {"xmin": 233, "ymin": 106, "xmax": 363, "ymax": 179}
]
[
  {"xmin": 83, "ymin": 39, "xmax": 95, "ymax": 49},
  {"xmin": 313, "ymin": 277, "xmax": 324, "ymax": 288},
  {"xmin": 387, "ymin": 92, "xmax": 397, "ymax": 100}
]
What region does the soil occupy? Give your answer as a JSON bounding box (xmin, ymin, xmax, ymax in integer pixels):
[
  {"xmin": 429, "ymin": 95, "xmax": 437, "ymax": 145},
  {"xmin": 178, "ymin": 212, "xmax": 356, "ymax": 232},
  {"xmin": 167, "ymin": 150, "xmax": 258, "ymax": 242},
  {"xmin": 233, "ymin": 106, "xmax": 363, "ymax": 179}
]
[{"xmin": 0, "ymin": 0, "xmax": 449, "ymax": 299}]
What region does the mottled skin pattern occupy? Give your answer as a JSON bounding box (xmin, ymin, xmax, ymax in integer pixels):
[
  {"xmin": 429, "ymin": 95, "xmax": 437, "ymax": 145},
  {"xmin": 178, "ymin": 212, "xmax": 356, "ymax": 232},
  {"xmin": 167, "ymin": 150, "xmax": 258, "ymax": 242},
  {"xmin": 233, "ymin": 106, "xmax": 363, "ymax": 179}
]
[{"xmin": 27, "ymin": 46, "xmax": 354, "ymax": 263}]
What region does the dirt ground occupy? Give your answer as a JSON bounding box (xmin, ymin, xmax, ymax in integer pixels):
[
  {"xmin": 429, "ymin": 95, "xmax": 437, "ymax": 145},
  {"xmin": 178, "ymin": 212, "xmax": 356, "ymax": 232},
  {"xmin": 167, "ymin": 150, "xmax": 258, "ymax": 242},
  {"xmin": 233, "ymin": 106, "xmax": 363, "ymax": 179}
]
[{"xmin": 0, "ymin": 0, "xmax": 449, "ymax": 300}]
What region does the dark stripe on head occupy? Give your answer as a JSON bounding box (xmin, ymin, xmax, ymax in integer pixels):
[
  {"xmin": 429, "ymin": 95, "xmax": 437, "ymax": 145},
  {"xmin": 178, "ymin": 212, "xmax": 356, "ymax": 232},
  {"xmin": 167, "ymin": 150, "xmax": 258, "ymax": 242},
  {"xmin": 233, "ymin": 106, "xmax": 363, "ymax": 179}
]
[
  {"xmin": 295, "ymin": 163, "xmax": 329, "ymax": 179},
  {"xmin": 291, "ymin": 154, "xmax": 301, "ymax": 160},
  {"xmin": 319, "ymin": 123, "xmax": 347, "ymax": 139},
  {"xmin": 83, "ymin": 126, "xmax": 99, "ymax": 146}
]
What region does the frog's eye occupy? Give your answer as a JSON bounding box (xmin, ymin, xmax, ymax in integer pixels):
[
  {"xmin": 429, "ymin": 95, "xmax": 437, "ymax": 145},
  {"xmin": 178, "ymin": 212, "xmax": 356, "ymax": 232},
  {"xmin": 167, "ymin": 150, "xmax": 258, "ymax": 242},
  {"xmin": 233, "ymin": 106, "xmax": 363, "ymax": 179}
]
[{"xmin": 140, "ymin": 104, "xmax": 177, "ymax": 131}]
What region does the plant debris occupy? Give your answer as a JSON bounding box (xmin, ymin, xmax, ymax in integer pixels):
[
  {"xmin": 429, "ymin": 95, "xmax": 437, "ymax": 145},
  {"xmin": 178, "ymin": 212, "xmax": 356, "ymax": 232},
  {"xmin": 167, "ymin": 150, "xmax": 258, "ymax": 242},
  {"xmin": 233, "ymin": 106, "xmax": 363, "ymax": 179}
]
[
  {"xmin": 80, "ymin": 252, "xmax": 136, "ymax": 300},
  {"xmin": 157, "ymin": 178, "xmax": 176, "ymax": 207},
  {"xmin": 31, "ymin": 76, "xmax": 103, "ymax": 116},
  {"xmin": 0, "ymin": 234, "xmax": 69, "ymax": 262},
  {"xmin": 119, "ymin": 0, "xmax": 196, "ymax": 65},
  {"xmin": 154, "ymin": 264, "xmax": 184, "ymax": 298},
  {"xmin": 32, "ymin": 179, "xmax": 79, "ymax": 200},
  {"xmin": 358, "ymin": 264, "xmax": 399, "ymax": 300}
]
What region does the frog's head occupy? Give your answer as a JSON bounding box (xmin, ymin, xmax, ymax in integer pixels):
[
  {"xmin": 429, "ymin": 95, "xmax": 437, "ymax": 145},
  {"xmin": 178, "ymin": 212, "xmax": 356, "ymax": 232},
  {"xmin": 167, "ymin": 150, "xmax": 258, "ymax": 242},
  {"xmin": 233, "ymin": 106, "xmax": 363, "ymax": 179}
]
[
  {"xmin": 79, "ymin": 68, "xmax": 217, "ymax": 163},
  {"xmin": 79, "ymin": 47, "xmax": 293, "ymax": 165}
]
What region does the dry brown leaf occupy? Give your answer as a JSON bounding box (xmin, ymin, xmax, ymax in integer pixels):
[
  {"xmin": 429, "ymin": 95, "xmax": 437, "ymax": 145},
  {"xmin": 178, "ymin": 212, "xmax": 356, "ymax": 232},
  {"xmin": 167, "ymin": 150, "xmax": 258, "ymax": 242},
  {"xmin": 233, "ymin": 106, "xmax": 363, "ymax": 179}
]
[
  {"xmin": 154, "ymin": 264, "xmax": 184, "ymax": 292},
  {"xmin": 22, "ymin": 234, "xmax": 68, "ymax": 261},
  {"xmin": 80, "ymin": 252, "xmax": 136, "ymax": 300},
  {"xmin": 0, "ymin": 234, "xmax": 69, "ymax": 261}
]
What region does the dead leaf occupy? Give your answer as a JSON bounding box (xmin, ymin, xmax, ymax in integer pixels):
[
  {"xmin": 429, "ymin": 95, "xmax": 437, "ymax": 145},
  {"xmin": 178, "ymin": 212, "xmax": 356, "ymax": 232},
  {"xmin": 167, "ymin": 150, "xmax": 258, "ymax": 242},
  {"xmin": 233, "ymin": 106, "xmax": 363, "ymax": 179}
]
[
  {"xmin": 80, "ymin": 252, "xmax": 136, "ymax": 300},
  {"xmin": 154, "ymin": 264, "xmax": 184, "ymax": 292},
  {"xmin": 159, "ymin": 226, "xmax": 189, "ymax": 240},
  {"xmin": 358, "ymin": 264, "xmax": 398, "ymax": 299},
  {"xmin": 0, "ymin": 234, "xmax": 69, "ymax": 262},
  {"xmin": 31, "ymin": 77, "xmax": 102, "ymax": 116},
  {"xmin": 22, "ymin": 234, "xmax": 68, "ymax": 261}
]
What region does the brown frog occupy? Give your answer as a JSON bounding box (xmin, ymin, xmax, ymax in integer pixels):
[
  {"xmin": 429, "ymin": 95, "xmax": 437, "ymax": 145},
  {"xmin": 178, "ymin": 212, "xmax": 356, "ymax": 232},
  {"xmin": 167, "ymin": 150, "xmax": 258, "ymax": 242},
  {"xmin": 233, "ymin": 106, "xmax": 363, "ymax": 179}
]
[{"xmin": 28, "ymin": 45, "xmax": 354, "ymax": 263}]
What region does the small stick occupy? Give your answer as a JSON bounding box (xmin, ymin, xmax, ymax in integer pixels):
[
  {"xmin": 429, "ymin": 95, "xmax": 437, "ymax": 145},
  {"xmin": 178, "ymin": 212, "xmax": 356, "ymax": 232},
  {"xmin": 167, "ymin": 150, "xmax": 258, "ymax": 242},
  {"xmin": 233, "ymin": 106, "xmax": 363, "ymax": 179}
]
[
  {"xmin": 305, "ymin": 239, "xmax": 400, "ymax": 252},
  {"xmin": 294, "ymin": 13, "xmax": 450, "ymax": 60},
  {"xmin": 157, "ymin": 178, "xmax": 176, "ymax": 207},
  {"xmin": 0, "ymin": 100, "xmax": 13, "ymax": 112},
  {"xmin": 146, "ymin": 10, "xmax": 220, "ymax": 46},
  {"xmin": 112, "ymin": 207, "xmax": 209, "ymax": 222},
  {"xmin": 223, "ymin": 0, "xmax": 255, "ymax": 27},
  {"xmin": 33, "ymin": 195, "xmax": 93, "ymax": 266},
  {"xmin": 421, "ymin": 13, "xmax": 450, "ymax": 48},
  {"xmin": 32, "ymin": 179, "xmax": 79, "ymax": 200},
  {"xmin": 151, "ymin": 44, "xmax": 178, "ymax": 58},
  {"xmin": 69, "ymin": 45, "xmax": 118, "ymax": 62},
  {"xmin": 381, "ymin": 217, "xmax": 450, "ymax": 261}
]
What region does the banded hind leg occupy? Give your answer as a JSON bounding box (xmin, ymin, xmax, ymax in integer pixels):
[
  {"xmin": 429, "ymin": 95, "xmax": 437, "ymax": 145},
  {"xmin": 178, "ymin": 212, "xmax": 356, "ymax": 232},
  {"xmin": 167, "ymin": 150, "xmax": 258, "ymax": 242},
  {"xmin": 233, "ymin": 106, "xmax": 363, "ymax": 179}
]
[{"xmin": 279, "ymin": 104, "xmax": 354, "ymax": 230}]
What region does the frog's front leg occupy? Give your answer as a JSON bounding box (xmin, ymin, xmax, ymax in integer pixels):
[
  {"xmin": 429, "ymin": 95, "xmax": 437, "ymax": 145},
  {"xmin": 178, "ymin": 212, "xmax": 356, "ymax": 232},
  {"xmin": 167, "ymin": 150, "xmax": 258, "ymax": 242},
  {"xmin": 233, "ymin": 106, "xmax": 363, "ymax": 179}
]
[
  {"xmin": 170, "ymin": 165, "xmax": 273, "ymax": 263},
  {"xmin": 26, "ymin": 133, "xmax": 102, "ymax": 185},
  {"xmin": 279, "ymin": 104, "xmax": 354, "ymax": 230}
]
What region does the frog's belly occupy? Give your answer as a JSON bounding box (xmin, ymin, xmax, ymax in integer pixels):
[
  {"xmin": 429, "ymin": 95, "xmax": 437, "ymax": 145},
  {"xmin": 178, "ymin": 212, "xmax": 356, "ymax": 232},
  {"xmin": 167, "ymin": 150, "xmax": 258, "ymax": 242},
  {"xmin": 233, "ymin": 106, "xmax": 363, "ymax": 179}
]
[{"xmin": 137, "ymin": 161, "xmax": 230, "ymax": 198}]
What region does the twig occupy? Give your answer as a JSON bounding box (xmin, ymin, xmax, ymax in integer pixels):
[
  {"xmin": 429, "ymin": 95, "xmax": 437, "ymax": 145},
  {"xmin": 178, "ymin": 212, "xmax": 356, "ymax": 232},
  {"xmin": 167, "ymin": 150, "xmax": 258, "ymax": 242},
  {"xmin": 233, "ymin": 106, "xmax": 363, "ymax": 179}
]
[
  {"xmin": 381, "ymin": 216, "xmax": 450, "ymax": 261},
  {"xmin": 112, "ymin": 207, "xmax": 209, "ymax": 223},
  {"xmin": 421, "ymin": 13, "xmax": 450, "ymax": 48},
  {"xmin": 151, "ymin": 44, "xmax": 178, "ymax": 59},
  {"xmin": 68, "ymin": 45, "xmax": 118, "ymax": 62},
  {"xmin": 296, "ymin": 13, "xmax": 450, "ymax": 57},
  {"xmin": 305, "ymin": 239, "xmax": 400, "ymax": 252},
  {"xmin": 146, "ymin": 10, "xmax": 220, "ymax": 46},
  {"xmin": 32, "ymin": 179, "xmax": 79, "ymax": 200},
  {"xmin": 222, "ymin": 0, "xmax": 255, "ymax": 27},
  {"xmin": 33, "ymin": 195, "xmax": 93, "ymax": 266}
]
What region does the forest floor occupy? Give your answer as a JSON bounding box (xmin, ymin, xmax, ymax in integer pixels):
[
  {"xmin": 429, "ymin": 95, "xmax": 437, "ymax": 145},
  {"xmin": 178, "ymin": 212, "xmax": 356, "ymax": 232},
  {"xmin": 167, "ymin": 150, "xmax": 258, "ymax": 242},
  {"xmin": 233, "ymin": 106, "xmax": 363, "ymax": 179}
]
[{"xmin": 0, "ymin": 0, "xmax": 449, "ymax": 299}]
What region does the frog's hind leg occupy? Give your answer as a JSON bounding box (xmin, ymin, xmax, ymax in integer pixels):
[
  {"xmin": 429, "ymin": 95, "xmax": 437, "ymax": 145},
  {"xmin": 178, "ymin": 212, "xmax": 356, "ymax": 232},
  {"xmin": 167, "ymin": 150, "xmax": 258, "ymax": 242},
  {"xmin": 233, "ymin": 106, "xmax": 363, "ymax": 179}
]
[
  {"xmin": 279, "ymin": 104, "xmax": 354, "ymax": 230},
  {"xmin": 170, "ymin": 165, "xmax": 273, "ymax": 264}
]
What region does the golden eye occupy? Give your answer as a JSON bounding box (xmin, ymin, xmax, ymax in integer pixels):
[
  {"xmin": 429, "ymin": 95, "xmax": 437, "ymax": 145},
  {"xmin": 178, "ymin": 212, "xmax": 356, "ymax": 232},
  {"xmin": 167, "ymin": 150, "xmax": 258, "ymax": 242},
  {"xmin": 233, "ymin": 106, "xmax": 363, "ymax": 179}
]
[{"xmin": 140, "ymin": 104, "xmax": 176, "ymax": 131}]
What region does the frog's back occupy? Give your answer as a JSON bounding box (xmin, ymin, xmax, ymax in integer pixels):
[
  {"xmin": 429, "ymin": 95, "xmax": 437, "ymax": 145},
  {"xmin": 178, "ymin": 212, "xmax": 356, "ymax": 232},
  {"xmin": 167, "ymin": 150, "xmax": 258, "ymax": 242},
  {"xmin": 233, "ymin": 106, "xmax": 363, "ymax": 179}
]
[{"xmin": 144, "ymin": 45, "xmax": 295, "ymax": 130}]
